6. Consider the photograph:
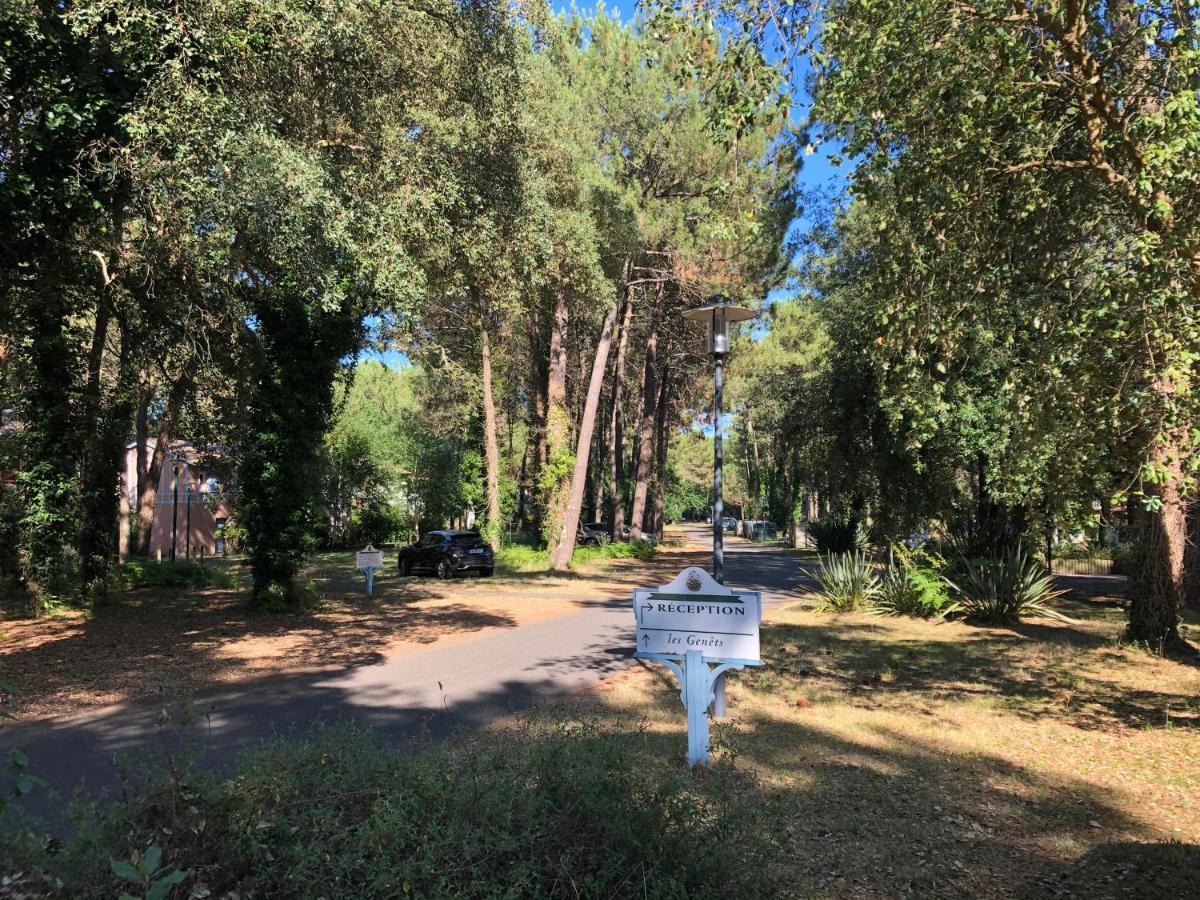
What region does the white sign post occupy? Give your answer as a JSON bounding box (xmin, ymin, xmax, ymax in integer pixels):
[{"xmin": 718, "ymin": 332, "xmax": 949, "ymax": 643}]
[
  {"xmin": 356, "ymin": 544, "xmax": 384, "ymax": 595},
  {"xmin": 633, "ymin": 566, "xmax": 762, "ymax": 767}
]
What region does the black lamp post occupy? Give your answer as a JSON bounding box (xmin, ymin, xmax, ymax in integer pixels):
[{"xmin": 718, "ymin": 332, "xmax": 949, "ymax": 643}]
[{"xmin": 682, "ymin": 295, "xmax": 755, "ymax": 584}]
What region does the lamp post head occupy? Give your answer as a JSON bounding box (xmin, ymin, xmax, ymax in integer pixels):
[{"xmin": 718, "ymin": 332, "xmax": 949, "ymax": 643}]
[{"xmin": 681, "ymin": 294, "xmax": 756, "ymax": 356}]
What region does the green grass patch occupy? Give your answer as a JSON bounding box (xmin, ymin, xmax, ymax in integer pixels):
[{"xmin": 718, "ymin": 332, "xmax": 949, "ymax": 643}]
[{"xmin": 496, "ymin": 541, "xmax": 656, "ymax": 575}]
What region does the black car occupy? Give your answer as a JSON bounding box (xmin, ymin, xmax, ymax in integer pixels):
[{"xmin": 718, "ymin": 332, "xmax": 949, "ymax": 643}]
[
  {"xmin": 397, "ymin": 530, "xmax": 494, "ymax": 579},
  {"xmin": 577, "ymin": 522, "xmax": 608, "ymax": 545}
]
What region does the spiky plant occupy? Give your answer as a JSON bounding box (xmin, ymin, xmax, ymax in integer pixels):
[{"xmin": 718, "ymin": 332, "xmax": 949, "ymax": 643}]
[
  {"xmin": 815, "ymin": 551, "xmax": 880, "ymax": 612},
  {"xmin": 951, "ymin": 546, "xmax": 1071, "ymax": 622}
]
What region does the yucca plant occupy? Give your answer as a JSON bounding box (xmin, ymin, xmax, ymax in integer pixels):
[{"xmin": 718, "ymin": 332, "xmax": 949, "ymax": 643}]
[
  {"xmin": 950, "ymin": 546, "xmax": 1071, "ymax": 622},
  {"xmin": 815, "ymin": 551, "xmax": 880, "ymax": 612}
]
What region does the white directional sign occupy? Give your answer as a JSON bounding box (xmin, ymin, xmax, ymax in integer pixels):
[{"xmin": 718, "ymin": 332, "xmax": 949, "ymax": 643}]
[
  {"xmin": 633, "ymin": 567, "xmax": 761, "ymax": 663},
  {"xmin": 356, "ymin": 545, "xmax": 384, "ymax": 570}
]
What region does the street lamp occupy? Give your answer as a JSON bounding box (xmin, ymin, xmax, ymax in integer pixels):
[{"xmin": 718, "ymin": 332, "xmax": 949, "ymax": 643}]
[{"xmin": 682, "ymin": 295, "xmax": 755, "ymax": 585}]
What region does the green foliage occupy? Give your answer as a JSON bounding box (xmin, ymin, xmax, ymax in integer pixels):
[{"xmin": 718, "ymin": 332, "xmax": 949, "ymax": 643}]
[
  {"xmin": 114, "ymin": 560, "xmax": 235, "ymax": 591},
  {"xmin": 869, "ymin": 546, "xmax": 955, "ymax": 618},
  {"xmin": 814, "ymin": 551, "xmax": 879, "ymax": 612},
  {"xmin": 1, "ymin": 685, "xmax": 43, "ymax": 814},
  {"xmin": 573, "ymin": 540, "xmax": 657, "ymax": 564},
  {"xmin": 321, "ymin": 361, "xmax": 412, "ymax": 549},
  {"xmin": 0, "ymin": 483, "xmax": 27, "ymax": 606},
  {"xmin": 808, "ymin": 514, "xmax": 866, "ymax": 555},
  {"xmin": 949, "ymin": 548, "xmax": 1069, "ymax": 624},
  {"xmin": 808, "ymin": 0, "xmax": 1200, "ymax": 646},
  {"xmin": 110, "ymin": 843, "xmax": 187, "ymax": 900},
  {"xmin": 663, "ymin": 469, "xmax": 710, "ymax": 524},
  {"xmin": 1113, "ymin": 543, "xmax": 1148, "ymax": 579},
  {"xmin": 934, "ymin": 517, "xmax": 1023, "ymax": 563},
  {"xmin": 11, "ymin": 724, "xmax": 774, "ymax": 898},
  {"xmin": 238, "ymin": 290, "xmax": 362, "ymax": 610},
  {"xmin": 496, "ymin": 540, "xmax": 655, "ymax": 574}
]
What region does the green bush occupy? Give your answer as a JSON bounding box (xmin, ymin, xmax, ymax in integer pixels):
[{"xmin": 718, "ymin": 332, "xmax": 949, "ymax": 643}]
[
  {"xmin": 815, "ymin": 551, "xmax": 879, "ymax": 612},
  {"xmin": 807, "ymin": 515, "xmax": 866, "ymax": 554},
  {"xmin": 1113, "ymin": 542, "xmax": 1146, "ymax": 577},
  {"xmin": 575, "ymin": 540, "xmax": 657, "ymax": 564},
  {"xmin": 948, "ymin": 547, "xmax": 1069, "ymax": 623},
  {"xmin": 871, "ymin": 566, "xmax": 955, "ymax": 618},
  {"xmin": 497, "ymin": 540, "xmax": 656, "ymax": 574},
  {"xmin": 115, "ymin": 559, "xmax": 236, "ymax": 590},
  {"xmin": 5, "ymin": 724, "xmax": 775, "ymax": 898},
  {"xmin": 868, "ymin": 545, "xmax": 955, "ymax": 618},
  {"xmin": 1050, "ymin": 542, "xmax": 1111, "ymax": 561}
]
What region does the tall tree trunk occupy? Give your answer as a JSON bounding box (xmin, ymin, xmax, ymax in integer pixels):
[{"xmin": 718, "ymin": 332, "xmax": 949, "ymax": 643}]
[
  {"xmin": 590, "ymin": 387, "xmax": 607, "ymax": 522},
  {"xmin": 136, "ymin": 373, "xmax": 190, "ymax": 554},
  {"xmin": 541, "ymin": 289, "xmax": 571, "ymax": 550},
  {"xmin": 525, "ymin": 319, "xmax": 549, "ymax": 538},
  {"xmin": 1128, "ymin": 427, "xmax": 1186, "ymax": 648},
  {"xmin": 651, "ymin": 368, "xmax": 670, "ymax": 538},
  {"xmin": 551, "ymin": 294, "xmax": 621, "ymax": 571},
  {"xmin": 608, "ymin": 285, "xmax": 634, "ymax": 538},
  {"xmin": 78, "ymin": 318, "xmax": 134, "ymax": 595},
  {"xmin": 479, "ymin": 303, "xmax": 502, "ymax": 546},
  {"xmin": 131, "ymin": 378, "xmax": 152, "ymax": 556},
  {"xmin": 746, "ymin": 410, "xmax": 762, "ymax": 517},
  {"xmin": 629, "ymin": 323, "xmax": 659, "ymax": 540}
]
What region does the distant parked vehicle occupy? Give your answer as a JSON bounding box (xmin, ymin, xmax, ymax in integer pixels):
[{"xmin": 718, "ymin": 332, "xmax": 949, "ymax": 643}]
[
  {"xmin": 577, "ymin": 522, "xmax": 608, "ymax": 545},
  {"xmin": 722, "ymin": 516, "xmax": 737, "ymax": 533},
  {"xmin": 578, "ymin": 522, "xmax": 639, "ymax": 544},
  {"xmin": 397, "ymin": 530, "xmax": 494, "ymax": 579}
]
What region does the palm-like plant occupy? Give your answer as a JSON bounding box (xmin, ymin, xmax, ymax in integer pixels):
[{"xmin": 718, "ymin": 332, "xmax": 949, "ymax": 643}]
[
  {"xmin": 951, "ymin": 546, "xmax": 1071, "ymax": 622},
  {"xmin": 815, "ymin": 551, "xmax": 880, "ymax": 612}
]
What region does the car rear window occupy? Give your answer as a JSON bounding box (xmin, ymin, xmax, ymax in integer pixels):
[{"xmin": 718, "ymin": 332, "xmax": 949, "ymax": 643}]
[{"xmin": 450, "ymin": 534, "xmax": 485, "ymax": 548}]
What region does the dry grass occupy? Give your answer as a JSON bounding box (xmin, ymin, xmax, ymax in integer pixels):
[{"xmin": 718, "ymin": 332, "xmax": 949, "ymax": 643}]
[{"xmin": 506, "ymin": 600, "xmax": 1200, "ymax": 898}]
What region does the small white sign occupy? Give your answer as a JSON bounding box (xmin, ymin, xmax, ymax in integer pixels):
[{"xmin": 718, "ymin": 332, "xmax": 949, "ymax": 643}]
[
  {"xmin": 356, "ymin": 545, "xmax": 384, "ymax": 570},
  {"xmin": 633, "ymin": 567, "xmax": 761, "ymax": 662}
]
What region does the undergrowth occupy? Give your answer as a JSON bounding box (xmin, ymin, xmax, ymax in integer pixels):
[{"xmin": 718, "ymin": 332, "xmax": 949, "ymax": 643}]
[
  {"xmin": 113, "ymin": 559, "xmax": 236, "ymax": 591},
  {"xmin": 2, "ymin": 722, "xmax": 775, "ymax": 899},
  {"xmin": 497, "ymin": 540, "xmax": 655, "ymax": 574}
]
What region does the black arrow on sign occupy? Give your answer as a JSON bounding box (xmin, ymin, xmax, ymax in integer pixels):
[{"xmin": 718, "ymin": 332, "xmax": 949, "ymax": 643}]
[
  {"xmin": 641, "ymin": 603, "xmax": 653, "ymax": 616},
  {"xmin": 641, "ymin": 633, "xmax": 650, "ymax": 645}
]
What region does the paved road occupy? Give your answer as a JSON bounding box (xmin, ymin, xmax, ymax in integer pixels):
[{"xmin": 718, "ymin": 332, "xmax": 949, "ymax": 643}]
[{"xmin": 4, "ymin": 529, "xmax": 814, "ymax": 823}]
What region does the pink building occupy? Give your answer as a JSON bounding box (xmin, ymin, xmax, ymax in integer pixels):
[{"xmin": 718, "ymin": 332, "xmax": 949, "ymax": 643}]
[{"xmin": 120, "ymin": 440, "xmax": 233, "ymax": 559}]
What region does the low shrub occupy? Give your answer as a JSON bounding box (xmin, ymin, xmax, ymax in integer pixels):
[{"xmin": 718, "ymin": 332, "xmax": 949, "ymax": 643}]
[
  {"xmin": 497, "ymin": 540, "xmax": 656, "ymax": 574},
  {"xmin": 4, "ymin": 723, "xmax": 776, "ymax": 898},
  {"xmin": 1050, "ymin": 542, "xmax": 1112, "ymax": 561},
  {"xmin": 115, "ymin": 559, "xmax": 236, "ymax": 590},
  {"xmin": 949, "ymin": 547, "xmax": 1069, "ymax": 623},
  {"xmin": 575, "ymin": 540, "xmax": 657, "ymax": 564},
  {"xmin": 1113, "ymin": 542, "xmax": 1146, "ymax": 577},
  {"xmin": 870, "ymin": 549, "xmax": 956, "ymax": 618},
  {"xmin": 815, "ymin": 551, "xmax": 879, "ymax": 612},
  {"xmin": 807, "ymin": 515, "xmax": 866, "ymax": 554}
]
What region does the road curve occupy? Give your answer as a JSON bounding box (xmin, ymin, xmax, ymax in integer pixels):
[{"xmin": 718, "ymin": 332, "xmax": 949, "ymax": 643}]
[{"xmin": 4, "ymin": 529, "xmax": 815, "ymax": 824}]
